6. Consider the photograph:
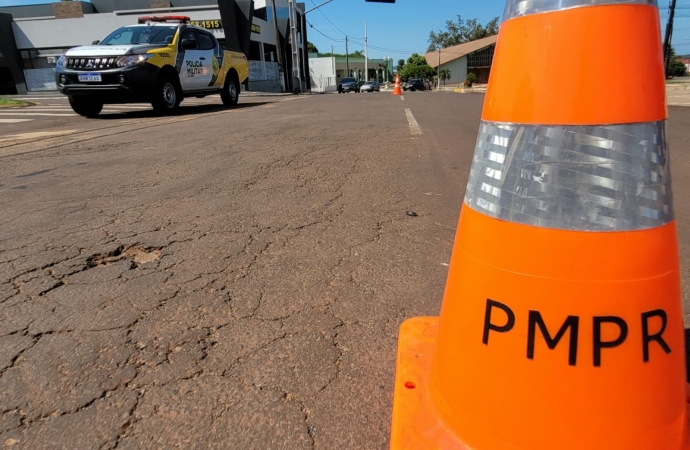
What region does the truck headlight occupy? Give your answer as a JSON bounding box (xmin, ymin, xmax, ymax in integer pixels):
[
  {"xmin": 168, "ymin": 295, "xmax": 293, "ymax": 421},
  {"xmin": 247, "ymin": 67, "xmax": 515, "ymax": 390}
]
[
  {"xmin": 56, "ymin": 55, "xmax": 66, "ymax": 67},
  {"xmin": 115, "ymin": 54, "xmax": 153, "ymax": 68}
]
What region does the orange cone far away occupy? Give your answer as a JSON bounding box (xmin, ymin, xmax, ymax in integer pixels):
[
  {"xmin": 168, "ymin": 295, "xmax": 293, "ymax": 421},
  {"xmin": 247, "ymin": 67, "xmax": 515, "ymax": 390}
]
[
  {"xmin": 392, "ymin": 74, "xmax": 402, "ymax": 95},
  {"xmin": 390, "ymin": 0, "xmax": 689, "ymax": 448}
]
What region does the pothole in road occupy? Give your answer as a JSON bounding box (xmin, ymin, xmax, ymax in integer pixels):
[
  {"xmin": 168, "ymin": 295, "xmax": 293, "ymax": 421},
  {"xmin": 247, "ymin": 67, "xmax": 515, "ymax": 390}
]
[{"xmin": 87, "ymin": 244, "xmax": 162, "ymax": 268}]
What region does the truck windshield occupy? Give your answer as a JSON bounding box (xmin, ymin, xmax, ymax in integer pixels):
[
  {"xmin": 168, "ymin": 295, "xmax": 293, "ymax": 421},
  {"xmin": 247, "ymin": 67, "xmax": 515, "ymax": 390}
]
[{"xmin": 101, "ymin": 26, "xmax": 177, "ymax": 45}]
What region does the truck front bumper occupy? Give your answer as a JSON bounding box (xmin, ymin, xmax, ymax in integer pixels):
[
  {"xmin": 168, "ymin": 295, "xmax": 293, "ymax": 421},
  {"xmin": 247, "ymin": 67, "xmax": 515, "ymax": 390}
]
[{"xmin": 55, "ymin": 64, "xmax": 161, "ymax": 103}]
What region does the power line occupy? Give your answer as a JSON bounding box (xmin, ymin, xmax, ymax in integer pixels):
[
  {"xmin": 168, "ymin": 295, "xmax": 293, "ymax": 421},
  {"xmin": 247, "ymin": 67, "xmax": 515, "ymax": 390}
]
[
  {"xmin": 367, "ymin": 45, "xmax": 416, "ymax": 55},
  {"xmin": 307, "ymin": 20, "xmax": 419, "ymax": 55},
  {"xmin": 307, "ymin": 21, "xmax": 345, "ymax": 42},
  {"xmin": 308, "ymin": 0, "xmax": 363, "ymax": 41}
]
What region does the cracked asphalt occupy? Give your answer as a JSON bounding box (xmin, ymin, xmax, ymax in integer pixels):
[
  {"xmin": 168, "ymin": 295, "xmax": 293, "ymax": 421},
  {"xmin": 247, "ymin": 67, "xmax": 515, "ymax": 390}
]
[{"xmin": 1, "ymin": 92, "xmax": 690, "ymax": 449}]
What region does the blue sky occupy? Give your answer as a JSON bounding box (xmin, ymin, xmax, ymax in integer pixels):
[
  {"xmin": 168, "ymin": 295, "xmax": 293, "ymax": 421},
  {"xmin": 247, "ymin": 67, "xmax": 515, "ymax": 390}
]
[
  {"xmin": 1, "ymin": 0, "xmax": 689, "ymax": 56},
  {"xmin": 303, "ymin": 0, "xmax": 506, "ymax": 59},
  {"xmin": 305, "ymin": 0, "xmax": 690, "ymax": 57}
]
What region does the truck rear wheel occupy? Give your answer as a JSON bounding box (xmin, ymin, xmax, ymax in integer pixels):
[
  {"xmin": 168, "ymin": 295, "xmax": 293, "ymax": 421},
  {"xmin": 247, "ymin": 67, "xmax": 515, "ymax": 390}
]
[
  {"xmin": 221, "ymin": 75, "xmax": 239, "ymax": 107},
  {"xmin": 68, "ymin": 96, "xmax": 103, "ymax": 117},
  {"xmin": 151, "ymin": 74, "xmax": 181, "ymax": 114}
]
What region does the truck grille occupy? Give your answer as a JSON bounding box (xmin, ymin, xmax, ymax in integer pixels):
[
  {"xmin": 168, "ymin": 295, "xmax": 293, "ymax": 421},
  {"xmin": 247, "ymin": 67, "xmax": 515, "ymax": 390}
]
[{"xmin": 67, "ymin": 57, "xmax": 118, "ymax": 70}]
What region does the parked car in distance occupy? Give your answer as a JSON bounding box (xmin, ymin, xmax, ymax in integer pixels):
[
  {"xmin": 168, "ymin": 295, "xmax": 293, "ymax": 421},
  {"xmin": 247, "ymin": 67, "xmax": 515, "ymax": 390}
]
[
  {"xmin": 402, "ymin": 79, "xmax": 426, "ymax": 91},
  {"xmin": 338, "ymin": 77, "xmax": 359, "ymax": 93},
  {"xmin": 360, "ymin": 80, "xmax": 380, "ymax": 92}
]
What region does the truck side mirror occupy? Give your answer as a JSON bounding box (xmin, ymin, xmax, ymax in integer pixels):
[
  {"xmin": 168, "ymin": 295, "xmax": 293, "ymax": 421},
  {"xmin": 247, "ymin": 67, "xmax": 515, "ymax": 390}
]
[{"xmin": 92, "ymin": 40, "xmax": 100, "ymax": 45}]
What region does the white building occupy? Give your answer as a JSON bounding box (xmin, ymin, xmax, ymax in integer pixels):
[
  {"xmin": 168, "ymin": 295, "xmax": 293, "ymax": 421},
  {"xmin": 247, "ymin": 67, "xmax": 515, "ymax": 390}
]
[{"xmin": 309, "ymin": 54, "xmax": 393, "ymax": 92}]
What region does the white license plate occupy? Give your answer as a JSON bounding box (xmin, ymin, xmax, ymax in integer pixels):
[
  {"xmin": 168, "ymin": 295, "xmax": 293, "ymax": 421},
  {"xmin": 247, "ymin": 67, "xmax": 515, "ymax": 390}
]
[{"xmin": 78, "ymin": 73, "xmax": 102, "ymax": 82}]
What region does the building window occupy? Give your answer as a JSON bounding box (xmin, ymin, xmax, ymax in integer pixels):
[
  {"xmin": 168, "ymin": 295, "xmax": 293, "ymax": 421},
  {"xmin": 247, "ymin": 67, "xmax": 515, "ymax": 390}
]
[
  {"xmin": 263, "ymin": 43, "xmax": 277, "ymax": 62},
  {"xmin": 248, "ymin": 41, "xmax": 261, "ymax": 61},
  {"xmin": 468, "ymin": 45, "xmax": 495, "ymax": 68},
  {"xmin": 254, "ymin": 7, "xmax": 268, "ymax": 21}
]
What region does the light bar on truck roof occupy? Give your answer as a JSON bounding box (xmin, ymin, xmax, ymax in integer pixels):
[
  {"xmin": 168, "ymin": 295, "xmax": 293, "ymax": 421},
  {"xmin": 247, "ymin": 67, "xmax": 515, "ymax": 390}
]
[{"xmin": 137, "ymin": 15, "xmax": 191, "ymax": 24}]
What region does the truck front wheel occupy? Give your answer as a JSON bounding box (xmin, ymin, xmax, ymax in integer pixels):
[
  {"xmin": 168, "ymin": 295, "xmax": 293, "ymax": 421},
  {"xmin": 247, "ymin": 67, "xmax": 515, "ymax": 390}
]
[
  {"xmin": 151, "ymin": 74, "xmax": 181, "ymax": 114},
  {"xmin": 69, "ymin": 96, "xmax": 103, "ymax": 117},
  {"xmin": 221, "ymin": 74, "xmax": 239, "ymax": 107}
]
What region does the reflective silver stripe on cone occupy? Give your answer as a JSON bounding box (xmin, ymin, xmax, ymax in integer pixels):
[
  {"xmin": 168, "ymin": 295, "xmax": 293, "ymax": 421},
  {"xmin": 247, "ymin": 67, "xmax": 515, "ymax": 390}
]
[
  {"xmin": 503, "ymin": 0, "xmax": 657, "ymax": 20},
  {"xmin": 464, "ymin": 121, "xmax": 673, "ymax": 231}
]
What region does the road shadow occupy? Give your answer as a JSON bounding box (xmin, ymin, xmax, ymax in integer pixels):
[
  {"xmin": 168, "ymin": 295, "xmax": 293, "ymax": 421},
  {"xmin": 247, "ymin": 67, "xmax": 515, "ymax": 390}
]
[{"xmin": 92, "ymin": 101, "xmax": 270, "ymax": 120}]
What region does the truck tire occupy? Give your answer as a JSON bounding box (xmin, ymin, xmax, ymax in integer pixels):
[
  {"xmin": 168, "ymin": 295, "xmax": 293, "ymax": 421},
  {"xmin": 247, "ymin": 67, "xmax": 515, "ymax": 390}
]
[
  {"xmin": 68, "ymin": 96, "xmax": 103, "ymax": 117},
  {"xmin": 151, "ymin": 74, "xmax": 181, "ymax": 114},
  {"xmin": 221, "ymin": 74, "xmax": 239, "ymax": 107}
]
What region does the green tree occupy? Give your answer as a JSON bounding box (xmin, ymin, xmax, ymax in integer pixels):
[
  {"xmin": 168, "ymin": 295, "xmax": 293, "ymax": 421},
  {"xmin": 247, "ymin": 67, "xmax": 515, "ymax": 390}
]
[
  {"xmin": 399, "ymin": 53, "xmax": 437, "ymax": 81},
  {"xmin": 318, "ymin": 50, "xmax": 369, "ymax": 58},
  {"xmin": 307, "ymin": 42, "xmax": 319, "ymax": 54},
  {"xmin": 397, "ymin": 59, "xmax": 406, "ymax": 72},
  {"xmin": 668, "ymin": 59, "xmax": 687, "ymax": 77},
  {"xmin": 427, "ymin": 16, "xmax": 499, "ymax": 52},
  {"xmin": 439, "ymin": 68, "xmax": 451, "ymax": 86},
  {"xmin": 666, "ymin": 46, "xmax": 688, "ymax": 77}
]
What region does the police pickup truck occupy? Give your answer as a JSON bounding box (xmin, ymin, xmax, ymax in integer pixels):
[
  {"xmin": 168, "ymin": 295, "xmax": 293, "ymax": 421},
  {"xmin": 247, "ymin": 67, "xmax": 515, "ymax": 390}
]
[{"xmin": 55, "ymin": 15, "xmax": 249, "ymax": 117}]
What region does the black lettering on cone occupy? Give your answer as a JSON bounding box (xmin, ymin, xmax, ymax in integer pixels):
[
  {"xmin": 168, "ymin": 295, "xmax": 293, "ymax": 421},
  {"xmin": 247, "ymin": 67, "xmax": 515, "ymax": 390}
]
[
  {"xmin": 482, "ymin": 299, "xmax": 515, "ymax": 345},
  {"xmin": 593, "ymin": 316, "xmax": 628, "ymax": 367},
  {"xmin": 482, "ymin": 299, "xmax": 672, "ymax": 366},
  {"xmin": 641, "ymin": 309, "xmax": 672, "ymax": 362},
  {"xmin": 527, "ymin": 311, "xmax": 579, "ymax": 366}
]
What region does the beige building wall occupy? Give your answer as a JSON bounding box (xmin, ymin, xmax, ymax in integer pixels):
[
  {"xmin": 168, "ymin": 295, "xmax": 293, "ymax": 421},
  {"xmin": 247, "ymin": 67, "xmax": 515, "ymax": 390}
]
[{"xmin": 437, "ymin": 56, "xmax": 467, "ymax": 87}]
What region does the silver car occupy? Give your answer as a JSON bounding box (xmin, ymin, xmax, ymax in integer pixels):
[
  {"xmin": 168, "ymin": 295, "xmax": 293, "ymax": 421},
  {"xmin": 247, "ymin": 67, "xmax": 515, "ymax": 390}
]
[{"xmin": 360, "ymin": 81, "xmax": 380, "ymax": 93}]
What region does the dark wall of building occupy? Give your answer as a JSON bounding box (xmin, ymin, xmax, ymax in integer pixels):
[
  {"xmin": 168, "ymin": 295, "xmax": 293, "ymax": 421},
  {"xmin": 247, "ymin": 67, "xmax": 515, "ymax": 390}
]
[
  {"xmin": 254, "ymin": 6, "xmax": 267, "ymax": 21},
  {"xmin": 0, "ymin": 4, "xmax": 55, "ymax": 19},
  {"xmin": 0, "ymin": 12, "xmax": 26, "ymax": 94},
  {"xmin": 467, "ymin": 66, "xmax": 491, "ymax": 84},
  {"xmin": 299, "ymin": 9, "xmax": 309, "ymax": 90},
  {"xmin": 216, "ymin": 0, "xmax": 252, "ymax": 57},
  {"xmin": 0, "ymin": 0, "xmax": 214, "ymax": 17},
  {"xmin": 90, "ymin": 0, "xmax": 214, "ymax": 13}
]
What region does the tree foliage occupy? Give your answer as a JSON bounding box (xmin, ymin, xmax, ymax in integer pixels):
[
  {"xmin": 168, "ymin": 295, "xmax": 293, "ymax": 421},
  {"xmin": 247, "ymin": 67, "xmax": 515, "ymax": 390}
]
[
  {"xmin": 668, "ymin": 59, "xmax": 687, "ymax": 78},
  {"xmin": 427, "ymin": 16, "xmax": 499, "ymax": 52},
  {"xmin": 397, "ymin": 59, "xmax": 406, "ymax": 72},
  {"xmin": 438, "ymin": 68, "xmax": 451, "ymax": 85},
  {"xmin": 307, "ymin": 42, "xmax": 319, "ymax": 54},
  {"xmin": 399, "ymin": 53, "xmax": 436, "ymax": 81},
  {"xmin": 666, "ymin": 46, "xmax": 688, "ymax": 77}
]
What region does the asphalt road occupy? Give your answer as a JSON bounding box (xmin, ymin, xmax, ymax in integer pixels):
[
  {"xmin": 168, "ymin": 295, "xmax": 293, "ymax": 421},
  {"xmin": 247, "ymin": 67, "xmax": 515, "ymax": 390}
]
[{"xmin": 1, "ymin": 91, "xmax": 689, "ymax": 449}]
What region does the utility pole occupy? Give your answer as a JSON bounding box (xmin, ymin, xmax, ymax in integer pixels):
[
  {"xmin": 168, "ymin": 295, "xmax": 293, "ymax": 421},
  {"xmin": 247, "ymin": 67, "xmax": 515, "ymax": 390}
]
[
  {"xmin": 345, "ymin": 35, "xmax": 349, "ymax": 77},
  {"xmin": 364, "ymin": 21, "xmax": 368, "ymax": 82},
  {"xmin": 301, "ymin": 9, "xmax": 309, "ymax": 92},
  {"xmin": 287, "ymin": 0, "xmax": 301, "ymax": 93},
  {"xmin": 331, "ymin": 44, "xmax": 335, "ymax": 82},
  {"xmin": 269, "ymin": 0, "xmax": 284, "ymax": 91},
  {"xmin": 663, "ymin": 0, "xmax": 677, "ymax": 75},
  {"xmin": 437, "ymin": 48, "xmax": 441, "ymax": 90}
]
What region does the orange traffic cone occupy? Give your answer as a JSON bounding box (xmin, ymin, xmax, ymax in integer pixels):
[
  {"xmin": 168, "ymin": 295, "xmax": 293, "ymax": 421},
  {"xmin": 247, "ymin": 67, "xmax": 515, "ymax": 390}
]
[
  {"xmin": 390, "ymin": 0, "xmax": 688, "ymax": 448},
  {"xmin": 392, "ymin": 75, "xmax": 402, "ymax": 96}
]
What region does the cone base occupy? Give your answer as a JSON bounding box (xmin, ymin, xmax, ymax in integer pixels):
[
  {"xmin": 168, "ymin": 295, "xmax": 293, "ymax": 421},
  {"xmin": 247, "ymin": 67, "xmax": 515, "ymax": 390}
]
[
  {"xmin": 390, "ymin": 317, "xmax": 468, "ymax": 450},
  {"xmin": 392, "ymin": 91, "xmax": 402, "ymax": 96},
  {"xmin": 390, "ymin": 317, "xmax": 690, "ymax": 450}
]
